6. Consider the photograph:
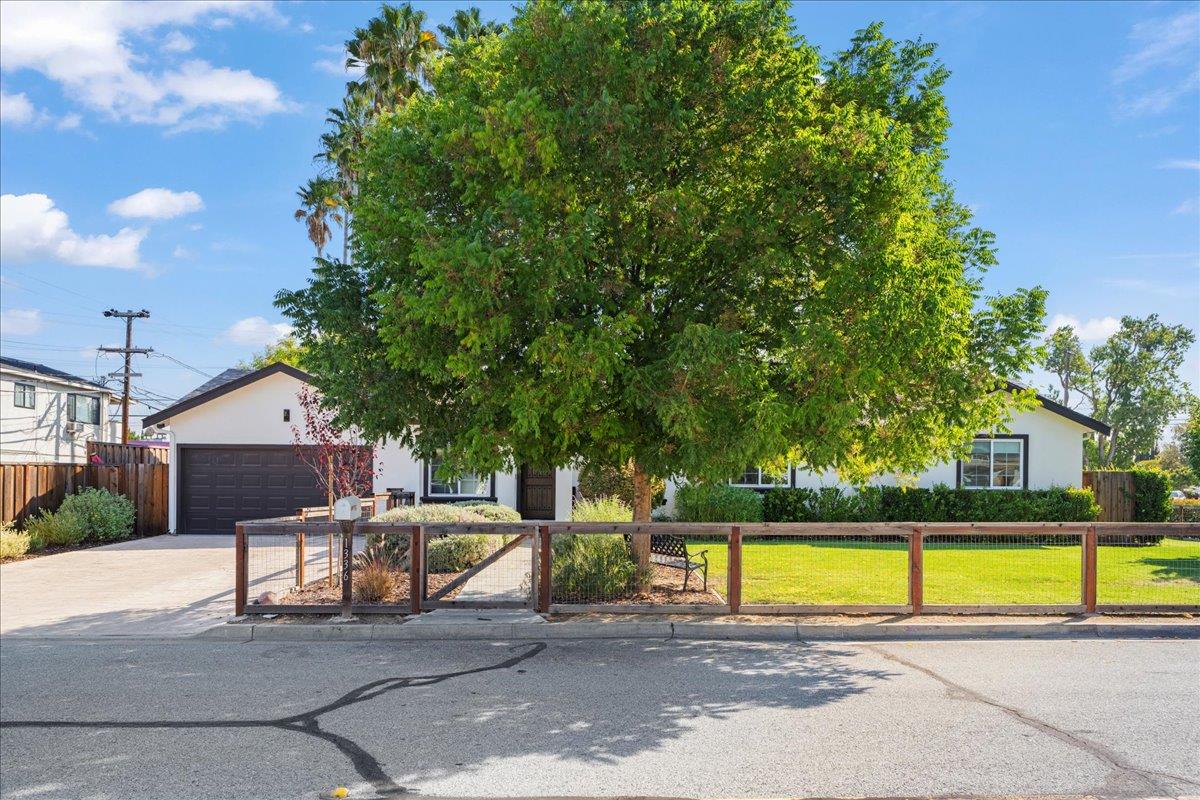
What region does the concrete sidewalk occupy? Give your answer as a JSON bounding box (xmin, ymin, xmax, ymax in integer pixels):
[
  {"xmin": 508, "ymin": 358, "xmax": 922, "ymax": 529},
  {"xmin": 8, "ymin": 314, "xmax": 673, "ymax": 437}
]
[{"xmin": 0, "ymin": 535, "xmax": 239, "ymax": 637}]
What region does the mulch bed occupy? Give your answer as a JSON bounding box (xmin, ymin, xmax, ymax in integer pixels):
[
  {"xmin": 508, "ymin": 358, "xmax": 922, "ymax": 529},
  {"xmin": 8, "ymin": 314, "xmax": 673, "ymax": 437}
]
[
  {"xmin": 552, "ymin": 564, "xmax": 726, "ymax": 606},
  {"xmin": 276, "ymin": 569, "xmax": 465, "ymax": 605}
]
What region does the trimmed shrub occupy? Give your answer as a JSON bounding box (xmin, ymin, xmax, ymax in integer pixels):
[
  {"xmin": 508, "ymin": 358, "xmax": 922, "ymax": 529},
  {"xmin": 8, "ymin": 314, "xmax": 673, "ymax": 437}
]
[
  {"xmin": 674, "ymin": 483, "xmax": 764, "ymax": 522},
  {"xmin": 451, "ymin": 501, "xmax": 522, "ymax": 522},
  {"xmin": 551, "ymin": 533, "xmax": 638, "ymax": 600},
  {"xmin": 372, "ymin": 504, "xmax": 487, "ymax": 523},
  {"xmin": 577, "ymin": 461, "xmax": 665, "ymax": 509},
  {"xmin": 355, "ymin": 558, "xmax": 396, "ymax": 602},
  {"xmin": 1131, "ymin": 469, "xmax": 1172, "ymax": 523},
  {"xmin": 571, "ymin": 496, "xmax": 633, "ymax": 522},
  {"xmin": 25, "ymin": 509, "xmax": 87, "ymax": 547},
  {"xmin": 58, "ymin": 488, "xmax": 135, "ymax": 542},
  {"xmin": 762, "ymin": 485, "xmax": 1100, "ymax": 523},
  {"xmin": 425, "ymin": 534, "xmax": 493, "ymax": 572},
  {"xmin": 0, "ymin": 528, "xmax": 31, "ymax": 559}
]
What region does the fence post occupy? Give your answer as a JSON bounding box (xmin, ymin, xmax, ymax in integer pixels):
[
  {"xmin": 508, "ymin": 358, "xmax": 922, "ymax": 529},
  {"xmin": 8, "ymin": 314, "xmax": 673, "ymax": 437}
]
[
  {"xmin": 409, "ymin": 525, "xmax": 422, "ymax": 615},
  {"xmin": 538, "ymin": 525, "xmax": 551, "ymax": 614},
  {"xmin": 909, "ymin": 527, "xmax": 923, "ymax": 615},
  {"xmin": 235, "ymin": 523, "xmax": 247, "ymax": 616},
  {"xmin": 339, "ymin": 519, "xmax": 354, "ymax": 617},
  {"xmin": 1084, "ymin": 525, "xmax": 1097, "ymax": 613},
  {"xmin": 295, "ymin": 531, "xmax": 305, "ymax": 589},
  {"xmin": 728, "ymin": 525, "xmax": 742, "ymax": 614}
]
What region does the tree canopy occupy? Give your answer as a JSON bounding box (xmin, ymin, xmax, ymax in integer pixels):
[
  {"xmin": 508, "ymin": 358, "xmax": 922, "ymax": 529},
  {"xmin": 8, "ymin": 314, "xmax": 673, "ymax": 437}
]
[{"xmin": 278, "ymin": 0, "xmax": 1046, "ymax": 517}]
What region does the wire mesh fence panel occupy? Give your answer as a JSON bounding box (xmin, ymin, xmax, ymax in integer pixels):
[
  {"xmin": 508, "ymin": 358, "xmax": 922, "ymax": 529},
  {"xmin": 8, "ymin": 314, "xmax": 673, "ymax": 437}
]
[
  {"xmin": 245, "ymin": 533, "xmax": 338, "ymax": 604},
  {"xmin": 1096, "ymin": 533, "xmax": 1200, "ymax": 606},
  {"xmin": 738, "ymin": 534, "xmax": 908, "ymax": 606},
  {"xmin": 551, "ymin": 532, "xmax": 728, "ymax": 606},
  {"xmin": 923, "ymin": 534, "xmax": 1083, "ymax": 606},
  {"xmin": 423, "ymin": 532, "xmax": 534, "ymax": 606}
]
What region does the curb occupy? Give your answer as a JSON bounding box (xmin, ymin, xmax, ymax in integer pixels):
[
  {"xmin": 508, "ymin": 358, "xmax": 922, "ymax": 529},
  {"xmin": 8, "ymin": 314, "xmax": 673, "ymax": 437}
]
[{"xmin": 197, "ymin": 620, "xmax": 1200, "ymax": 643}]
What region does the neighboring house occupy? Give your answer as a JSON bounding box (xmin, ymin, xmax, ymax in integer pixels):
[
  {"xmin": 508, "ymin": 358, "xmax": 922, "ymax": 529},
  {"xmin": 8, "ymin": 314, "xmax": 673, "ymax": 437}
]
[
  {"xmin": 141, "ymin": 363, "xmax": 578, "ymax": 533},
  {"xmin": 662, "ymin": 386, "xmax": 1112, "ymax": 512},
  {"xmin": 0, "ymin": 356, "xmax": 118, "ymax": 464}
]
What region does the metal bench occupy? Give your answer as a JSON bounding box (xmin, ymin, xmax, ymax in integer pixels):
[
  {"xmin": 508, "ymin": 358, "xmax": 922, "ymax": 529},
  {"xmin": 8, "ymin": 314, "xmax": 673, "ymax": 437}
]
[{"xmin": 625, "ymin": 534, "xmax": 709, "ymax": 591}]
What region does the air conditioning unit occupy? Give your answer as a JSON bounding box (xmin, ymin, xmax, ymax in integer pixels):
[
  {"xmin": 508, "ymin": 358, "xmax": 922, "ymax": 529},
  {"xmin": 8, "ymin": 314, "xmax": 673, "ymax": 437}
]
[{"xmin": 64, "ymin": 421, "xmax": 84, "ymax": 436}]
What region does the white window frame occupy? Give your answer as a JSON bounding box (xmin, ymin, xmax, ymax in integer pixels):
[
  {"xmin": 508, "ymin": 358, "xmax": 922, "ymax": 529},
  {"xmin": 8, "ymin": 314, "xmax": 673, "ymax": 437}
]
[
  {"xmin": 730, "ymin": 465, "xmax": 791, "ymax": 489},
  {"xmin": 13, "ymin": 382, "xmax": 35, "ymax": 409},
  {"xmin": 67, "ymin": 393, "xmax": 101, "ymax": 425},
  {"xmin": 426, "ymin": 458, "xmax": 492, "ymax": 498},
  {"xmin": 960, "ymin": 437, "xmax": 1025, "ymax": 491}
]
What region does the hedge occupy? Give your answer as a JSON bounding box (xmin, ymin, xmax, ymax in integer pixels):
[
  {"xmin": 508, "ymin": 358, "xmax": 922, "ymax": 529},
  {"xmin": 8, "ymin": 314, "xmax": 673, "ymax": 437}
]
[
  {"xmin": 1130, "ymin": 469, "xmax": 1172, "ymax": 523},
  {"xmin": 674, "ymin": 483, "xmax": 764, "ymax": 522},
  {"xmin": 763, "ymin": 485, "xmax": 1101, "ymax": 523}
]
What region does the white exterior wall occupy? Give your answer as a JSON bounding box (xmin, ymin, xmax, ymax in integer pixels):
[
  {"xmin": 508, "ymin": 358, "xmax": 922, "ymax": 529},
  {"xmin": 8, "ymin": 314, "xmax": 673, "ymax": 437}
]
[
  {"xmin": 0, "ymin": 370, "xmax": 114, "ymax": 464},
  {"xmin": 161, "ymin": 371, "xmax": 577, "ymax": 530},
  {"xmin": 662, "ymin": 405, "xmax": 1090, "ymax": 513}
]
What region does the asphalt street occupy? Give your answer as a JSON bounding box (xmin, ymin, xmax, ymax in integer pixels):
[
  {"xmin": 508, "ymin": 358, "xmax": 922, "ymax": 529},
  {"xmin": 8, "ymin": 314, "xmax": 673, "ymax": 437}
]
[{"xmin": 0, "ymin": 636, "xmax": 1197, "ymax": 799}]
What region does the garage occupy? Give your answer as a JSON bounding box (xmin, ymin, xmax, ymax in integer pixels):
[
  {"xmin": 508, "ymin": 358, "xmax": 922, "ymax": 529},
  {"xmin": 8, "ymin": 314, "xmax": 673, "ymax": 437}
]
[{"xmin": 178, "ymin": 446, "xmax": 328, "ymax": 534}]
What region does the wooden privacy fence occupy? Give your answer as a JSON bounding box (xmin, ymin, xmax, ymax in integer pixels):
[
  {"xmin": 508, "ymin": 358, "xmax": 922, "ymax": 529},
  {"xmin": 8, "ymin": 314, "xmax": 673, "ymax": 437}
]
[
  {"xmin": 1083, "ymin": 471, "xmax": 1135, "ymax": 521},
  {"xmin": 0, "ymin": 462, "xmax": 168, "ymax": 536},
  {"xmin": 87, "ymin": 441, "xmax": 170, "ymax": 465},
  {"xmin": 235, "ymin": 520, "xmax": 1200, "ymax": 617}
]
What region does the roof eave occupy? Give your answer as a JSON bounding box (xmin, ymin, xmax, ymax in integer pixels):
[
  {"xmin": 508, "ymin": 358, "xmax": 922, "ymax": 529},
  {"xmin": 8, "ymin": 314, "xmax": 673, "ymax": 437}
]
[{"xmin": 141, "ymin": 362, "xmax": 313, "ymax": 429}]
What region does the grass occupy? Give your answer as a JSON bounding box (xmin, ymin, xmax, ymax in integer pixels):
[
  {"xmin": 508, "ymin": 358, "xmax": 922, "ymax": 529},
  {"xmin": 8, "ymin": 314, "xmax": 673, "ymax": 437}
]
[{"xmin": 686, "ymin": 536, "xmax": 1200, "ymax": 607}]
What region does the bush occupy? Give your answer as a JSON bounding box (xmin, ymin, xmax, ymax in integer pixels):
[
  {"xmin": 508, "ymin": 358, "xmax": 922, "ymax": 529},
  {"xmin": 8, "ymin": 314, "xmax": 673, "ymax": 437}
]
[
  {"xmin": 356, "ymin": 533, "xmax": 411, "ymax": 571},
  {"xmin": 451, "ymin": 501, "xmax": 522, "ymax": 522},
  {"xmin": 25, "ymin": 509, "xmax": 87, "ymax": 547},
  {"xmin": 577, "ymin": 460, "xmax": 665, "ymax": 509},
  {"xmin": 425, "ymin": 534, "xmax": 493, "ymax": 572},
  {"xmin": 571, "ymin": 496, "xmax": 633, "ymax": 522},
  {"xmin": 354, "ymin": 558, "xmax": 396, "ymax": 602},
  {"xmin": 0, "ymin": 528, "xmax": 31, "ymax": 559},
  {"xmin": 58, "ymin": 488, "xmax": 135, "ymax": 542},
  {"xmin": 551, "ymin": 533, "xmax": 638, "ymax": 599},
  {"xmin": 1131, "ymin": 469, "xmax": 1172, "ymax": 523},
  {"xmin": 762, "ymin": 485, "xmax": 1100, "ymax": 523},
  {"xmin": 372, "ymin": 504, "xmax": 487, "ymax": 523},
  {"xmin": 674, "ymin": 483, "xmax": 763, "ymax": 522}
]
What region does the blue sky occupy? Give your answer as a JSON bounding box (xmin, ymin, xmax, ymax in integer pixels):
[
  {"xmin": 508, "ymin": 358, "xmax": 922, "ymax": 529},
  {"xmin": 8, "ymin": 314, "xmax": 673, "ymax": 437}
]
[{"xmin": 1, "ymin": 0, "xmax": 1197, "ymax": 426}]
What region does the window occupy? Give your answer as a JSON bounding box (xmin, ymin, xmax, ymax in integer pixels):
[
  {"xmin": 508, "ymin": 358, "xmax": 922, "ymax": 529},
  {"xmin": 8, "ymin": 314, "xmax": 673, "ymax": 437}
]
[
  {"xmin": 13, "ymin": 382, "xmax": 35, "ymax": 409},
  {"xmin": 960, "ymin": 437, "xmax": 1025, "ymax": 490},
  {"xmin": 67, "ymin": 393, "xmax": 101, "ymax": 425},
  {"xmin": 426, "ymin": 457, "xmax": 491, "ymax": 497},
  {"xmin": 730, "ymin": 465, "xmax": 789, "ymax": 488}
]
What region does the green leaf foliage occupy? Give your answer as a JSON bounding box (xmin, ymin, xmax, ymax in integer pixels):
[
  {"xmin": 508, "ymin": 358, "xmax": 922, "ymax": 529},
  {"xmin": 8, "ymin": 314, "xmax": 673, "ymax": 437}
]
[
  {"xmin": 674, "ymin": 483, "xmax": 764, "ymax": 522},
  {"xmin": 1130, "ymin": 469, "xmax": 1172, "ymax": 523},
  {"xmin": 763, "ymin": 485, "xmax": 1100, "ymax": 522},
  {"xmin": 58, "ymin": 488, "xmax": 136, "ymax": 542},
  {"xmin": 279, "ymin": 2, "xmax": 1046, "ymax": 492}
]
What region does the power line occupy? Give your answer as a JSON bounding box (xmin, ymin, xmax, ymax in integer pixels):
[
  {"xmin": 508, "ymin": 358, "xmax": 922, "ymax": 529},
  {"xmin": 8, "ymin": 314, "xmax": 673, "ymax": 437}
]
[
  {"xmin": 150, "ymin": 351, "xmax": 214, "ymax": 379},
  {"xmin": 99, "ymin": 309, "xmax": 153, "ymax": 444}
]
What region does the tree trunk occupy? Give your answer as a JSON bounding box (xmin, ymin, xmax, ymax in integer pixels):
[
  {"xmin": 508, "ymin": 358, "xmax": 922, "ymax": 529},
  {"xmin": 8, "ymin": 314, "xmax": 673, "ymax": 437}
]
[{"xmin": 630, "ymin": 459, "xmax": 653, "ymax": 589}]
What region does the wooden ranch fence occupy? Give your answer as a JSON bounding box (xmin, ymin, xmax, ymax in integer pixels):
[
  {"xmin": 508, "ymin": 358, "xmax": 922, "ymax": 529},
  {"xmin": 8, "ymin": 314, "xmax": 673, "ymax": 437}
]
[
  {"xmin": 0, "ymin": 462, "xmax": 168, "ymax": 536},
  {"xmin": 234, "ymin": 520, "xmax": 1200, "ymax": 617},
  {"xmin": 1083, "ymin": 471, "xmax": 1135, "ymax": 521},
  {"xmin": 87, "ymin": 441, "xmax": 170, "ymax": 465}
]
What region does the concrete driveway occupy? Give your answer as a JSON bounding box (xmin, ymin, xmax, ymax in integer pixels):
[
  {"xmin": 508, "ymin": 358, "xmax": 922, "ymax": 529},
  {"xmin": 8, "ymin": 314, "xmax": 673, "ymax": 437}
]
[{"xmin": 0, "ymin": 535, "xmax": 238, "ymax": 637}]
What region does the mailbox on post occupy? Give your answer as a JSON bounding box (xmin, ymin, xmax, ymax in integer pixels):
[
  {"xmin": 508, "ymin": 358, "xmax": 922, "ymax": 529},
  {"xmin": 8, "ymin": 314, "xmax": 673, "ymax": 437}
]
[
  {"xmin": 333, "ymin": 496, "xmax": 360, "ymax": 616},
  {"xmin": 333, "ymin": 495, "xmax": 361, "ymax": 521}
]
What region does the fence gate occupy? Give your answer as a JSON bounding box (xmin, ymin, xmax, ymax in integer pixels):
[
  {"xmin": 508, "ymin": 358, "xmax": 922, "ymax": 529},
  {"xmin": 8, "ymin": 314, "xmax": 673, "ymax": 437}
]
[
  {"xmin": 1083, "ymin": 471, "xmax": 1135, "ymax": 522},
  {"xmin": 421, "ymin": 527, "xmax": 539, "ymax": 610}
]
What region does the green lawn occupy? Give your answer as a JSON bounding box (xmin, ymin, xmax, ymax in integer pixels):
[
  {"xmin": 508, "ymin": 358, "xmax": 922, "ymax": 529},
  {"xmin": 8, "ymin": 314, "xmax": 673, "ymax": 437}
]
[{"xmin": 687, "ymin": 537, "xmax": 1200, "ymax": 607}]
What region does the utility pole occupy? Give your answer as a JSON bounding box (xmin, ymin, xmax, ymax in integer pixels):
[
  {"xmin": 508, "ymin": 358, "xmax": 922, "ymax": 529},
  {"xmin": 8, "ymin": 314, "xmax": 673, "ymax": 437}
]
[{"xmin": 100, "ymin": 309, "xmax": 152, "ymax": 443}]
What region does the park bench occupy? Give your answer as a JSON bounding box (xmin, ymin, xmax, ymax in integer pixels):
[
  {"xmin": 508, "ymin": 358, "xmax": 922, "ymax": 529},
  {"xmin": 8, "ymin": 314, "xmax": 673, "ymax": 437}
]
[{"xmin": 625, "ymin": 534, "xmax": 709, "ymax": 591}]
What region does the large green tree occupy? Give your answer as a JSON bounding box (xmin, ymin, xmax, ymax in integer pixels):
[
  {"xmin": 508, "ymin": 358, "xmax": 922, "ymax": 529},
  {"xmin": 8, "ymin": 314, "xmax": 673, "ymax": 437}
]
[
  {"xmin": 279, "ymin": 2, "xmax": 1046, "ymax": 540},
  {"xmin": 1043, "ymin": 316, "xmax": 1196, "ymax": 468}
]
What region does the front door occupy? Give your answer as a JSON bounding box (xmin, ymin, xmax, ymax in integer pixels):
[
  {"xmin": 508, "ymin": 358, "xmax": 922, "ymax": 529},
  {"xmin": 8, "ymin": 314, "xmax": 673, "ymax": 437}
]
[{"xmin": 518, "ymin": 465, "xmax": 556, "ymax": 520}]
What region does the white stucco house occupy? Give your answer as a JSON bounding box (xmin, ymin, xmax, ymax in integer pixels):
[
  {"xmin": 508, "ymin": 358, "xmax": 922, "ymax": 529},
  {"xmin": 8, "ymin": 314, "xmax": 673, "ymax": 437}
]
[
  {"xmin": 141, "ymin": 363, "xmax": 578, "ymax": 533},
  {"xmin": 661, "ymin": 385, "xmax": 1112, "ymax": 512},
  {"xmin": 0, "ymin": 356, "xmax": 118, "ymax": 464}
]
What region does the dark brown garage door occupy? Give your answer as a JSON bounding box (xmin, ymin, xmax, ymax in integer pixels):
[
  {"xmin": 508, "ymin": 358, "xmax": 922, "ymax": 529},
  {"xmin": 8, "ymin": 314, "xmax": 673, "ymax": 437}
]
[{"xmin": 178, "ymin": 446, "xmax": 329, "ymax": 534}]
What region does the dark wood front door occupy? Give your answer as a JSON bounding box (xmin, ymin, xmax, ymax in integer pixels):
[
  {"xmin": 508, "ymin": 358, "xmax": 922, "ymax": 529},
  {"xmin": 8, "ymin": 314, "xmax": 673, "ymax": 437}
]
[{"xmin": 518, "ymin": 465, "xmax": 556, "ymax": 520}]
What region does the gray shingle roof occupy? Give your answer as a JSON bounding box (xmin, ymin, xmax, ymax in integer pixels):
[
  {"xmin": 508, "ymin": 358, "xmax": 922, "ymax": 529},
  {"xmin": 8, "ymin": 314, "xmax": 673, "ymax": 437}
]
[{"xmin": 0, "ymin": 355, "xmax": 108, "ymax": 391}]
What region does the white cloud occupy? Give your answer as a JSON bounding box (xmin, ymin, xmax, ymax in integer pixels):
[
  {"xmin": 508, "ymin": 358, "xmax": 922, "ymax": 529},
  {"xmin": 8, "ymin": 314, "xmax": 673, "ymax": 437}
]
[
  {"xmin": 223, "ymin": 316, "xmax": 294, "ymax": 347},
  {"xmin": 0, "ymin": 89, "xmax": 36, "ymax": 124},
  {"xmin": 1113, "ymin": 9, "xmax": 1200, "ymax": 117},
  {"xmin": 0, "ymin": 193, "xmax": 146, "ymax": 269},
  {"xmin": 1159, "ymin": 159, "xmax": 1200, "ymax": 170},
  {"xmin": 0, "ymin": 1, "xmax": 294, "ymax": 131},
  {"xmin": 55, "ymin": 112, "xmax": 81, "ymax": 130},
  {"xmin": 161, "ymin": 31, "xmax": 194, "ymax": 53},
  {"xmin": 1173, "ymin": 197, "xmax": 1199, "ymax": 215},
  {"xmin": 1047, "ymin": 314, "xmax": 1121, "ymax": 342},
  {"xmin": 0, "ymin": 308, "xmax": 44, "ymax": 336},
  {"xmin": 299, "ymin": 21, "xmax": 315, "ymax": 34},
  {"xmin": 108, "ymin": 188, "xmax": 204, "ymax": 220}
]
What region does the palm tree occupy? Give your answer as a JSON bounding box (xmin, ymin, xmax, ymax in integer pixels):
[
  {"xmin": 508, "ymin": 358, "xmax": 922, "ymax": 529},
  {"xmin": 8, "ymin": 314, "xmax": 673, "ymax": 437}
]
[
  {"xmin": 318, "ymin": 92, "xmax": 371, "ymax": 263},
  {"xmin": 345, "ymin": 2, "xmax": 440, "ymax": 114},
  {"xmin": 294, "ymin": 178, "xmax": 342, "ymax": 258},
  {"xmin": 437, "ymin": 7, "xmax": 503, "ymax": 44}
]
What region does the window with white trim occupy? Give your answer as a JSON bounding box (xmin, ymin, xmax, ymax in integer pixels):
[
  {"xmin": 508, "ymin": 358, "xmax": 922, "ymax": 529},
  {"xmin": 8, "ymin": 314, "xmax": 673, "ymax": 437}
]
[
  {"xmin": 67, "ymin": 393, "xmax": 101, "ymax": 425},
  {"xmin": 13, "ymin": 382, "xmax": 35, "ymax": 409},
  {"xmin": 426, "ymin": 457, "xmax": 491, "ymax": 497},
  {"xmin": 730, "ymin": 465, "xmax": 789, "ymax": 488},
  {"xmin": 961, "ymin": 438, "xmax": 1024, "ymax": 490}
]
